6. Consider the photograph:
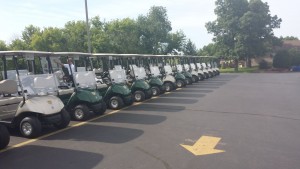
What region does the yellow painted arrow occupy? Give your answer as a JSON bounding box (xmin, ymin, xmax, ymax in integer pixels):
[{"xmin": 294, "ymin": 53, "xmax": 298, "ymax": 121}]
[{"xmin": 180, "ymin": 136, "xmax": 225, "ymax": 156}]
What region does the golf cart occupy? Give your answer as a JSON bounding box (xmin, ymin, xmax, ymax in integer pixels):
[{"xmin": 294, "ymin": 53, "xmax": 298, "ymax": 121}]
[
  {"xmin": 201, "ymin": 62, "xmax": 214, "ymax": 78},
  {"xmin": 43, "ymin": 52, "xmax": 107, "ymax": 121},
  {"xmin": 136, "ymin": 55, "xmax": 165, "ymax": 96},
  {"xmin": 189, "ymin": 56, "xmax": 205, "ymax": 81},
  {"xmin": 118, "ymin": 55, "xmax": 152, "ymax": 102},
  {"xmin": 91, "ymin": 54, "xmax": 134, "ymax": 109},
  {"xmin": 182, "ymin": 56, "xmax": 200, "ymax": 83},
  {"xmin": 213, "ymin": 62, "xmax": 220, "ymax": 75},
  {"xmin": 0, "ymin": 51, "xmax": 70, "ymax": 138},
  {"xmin": 163, "ymin": 55, "xmax": 187, "ymax": 88},
  {"xmin": 0, "ymin": 123, "xmax": 10, "ymax": 149}
]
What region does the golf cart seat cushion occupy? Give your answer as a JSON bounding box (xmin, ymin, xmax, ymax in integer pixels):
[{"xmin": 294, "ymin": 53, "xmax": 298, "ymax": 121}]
[
  {"xmin": 96, "ymin": 83, "xmax": 107, "ymax": 89},
  {"xmin": 0, "ymin": 96, "xmax": 23, "ymax": 106},
  {"xmin": 34, "ymin": 76, "xmax": 56, "ymax": 88},
  {"xmin": 0, "ymin": 80, "xmax": 18, "ymax": 94},
  {"xmin": 58, "ymin": 88, "xmax": 74, "ymax": 95}
]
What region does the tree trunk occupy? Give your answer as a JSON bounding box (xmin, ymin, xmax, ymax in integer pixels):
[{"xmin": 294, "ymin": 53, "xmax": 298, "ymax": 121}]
[
  {"xmin": 246, "ymin": 57, "xmax": 252, "ymax": 68},
  {"xmin": 234, "ymin": 58, "xmax": 239, "ymax": 72}
]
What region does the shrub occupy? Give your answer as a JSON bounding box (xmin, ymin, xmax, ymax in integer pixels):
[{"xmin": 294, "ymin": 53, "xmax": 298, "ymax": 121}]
[
  {"xmin": 259, "ymin": 59, "xmax": 268, "ymax": 69},
  {"xmin": 273, "ymin": 50, "xmax": 291, "ymax": 68}
]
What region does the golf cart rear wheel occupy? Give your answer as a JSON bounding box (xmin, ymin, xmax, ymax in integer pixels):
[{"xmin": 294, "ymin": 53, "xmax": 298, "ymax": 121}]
[
  {"xmin": 164, "ymin": 82, "xmax": 173, "ymax": 92},
  {"xmin": 134, "ymin": 91, "xmax": 145, "ymax": 102},
  {"xmin": 20, "ymin": 116, "xmax": 42, "ymax": 138},
  {"xmin": 176, "ymin": 80, "xmax": 184, "ymax": 88},
  {"xmin": 73, "ymin": 105, "xmax": 90, "ymax": 121},
  {"xmin": 109, "ymin": 96, "xmax": 124, "ymax": 110},
  {"xmin": 54, "ymin": 109, "xmax": 71, "ymax": 129},
  {"xmin": 0, "ymin": 124, "xmax": 10, "ymax": 149},
  {"xmin": 151, "ymin": 86, "xmax": 160, "ymax": 96}
]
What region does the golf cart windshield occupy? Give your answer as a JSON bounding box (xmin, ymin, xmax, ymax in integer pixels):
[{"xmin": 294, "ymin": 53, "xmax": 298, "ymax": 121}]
[
  {"xmin": 190, "ymin": 63, "xmax": 196, "ymax": 70},
  {"xmin": 109, "ymin": 69, "xmax": 127, "ymax": 83},
  {"xmin": 164, "ymin": 65, "xmax": 173, "ymax": 75},
  {"xmin": 40, "ymin": 57, "xmax": 61, "ymax": 74},
  {"xmin": 202, "ymin": 63, "xmax": 207, "ymax": 69},
  {"xmin": 184, "ymin": 64, "xmax": 190, "ymax": 71},
  {"xmin": 196, "ymin": 63, "xmax": 202, "ymax": 69},
  {"xmin": 74, "ymin": 71, "xmax": 97, "ymax": 89},
  {"xmin": 176, "ymin": 65, "xmax": 183, "ymax": 73},
  {"xmin": 150, "ymin": 66, "xmax": 161, "ymax": 77},
  {"xmin": 5, "ymin": 70, "xmax": 29, "ymax": 80},
  {"xmin": 19, "ymin": 74, "xmax": 59, "ymax": 96},
  {"xmin": 132, "ymin": 66, "xmax": 147, "ymax": 80}
]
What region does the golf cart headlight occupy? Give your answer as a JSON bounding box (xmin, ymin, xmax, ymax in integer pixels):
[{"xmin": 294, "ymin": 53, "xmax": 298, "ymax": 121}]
[{"xmin": 91, "ymin": 92, "xmax": 96, "ymax": 96}]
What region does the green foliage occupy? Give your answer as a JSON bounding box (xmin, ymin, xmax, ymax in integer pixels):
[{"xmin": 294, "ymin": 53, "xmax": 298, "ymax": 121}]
[
  {"xmin": 282, "ymin": 36, "xmax": 299, "ymax": 40},
  {"xmin": 206, "ymin": 0, "xmax": 282, "ymax": 66},
  {"xmin": 273, "ymin": 50, "xmax": 292, "ymax": 68},
  {"xmin": 258, "ymin": 59, "xmax": 268, "ymax": 69},
  {"xmin": 0, "ymin": 40, "xmax": 8, "ymax": 50}
]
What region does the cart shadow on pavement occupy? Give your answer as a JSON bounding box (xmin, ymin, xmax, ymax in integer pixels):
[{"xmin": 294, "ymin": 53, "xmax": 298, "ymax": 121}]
[
  {"xmin": 126, "ymin": 103, "xmax": 186, "ymax": 113},
  {"xmin": 44, "ymin": 124, "xmax": 144, "ymax": 144},
  {"xmin": 0, "ymin": 145, "xmax": 103, "ymax": 169},
  {"xmin": 174, "ymin": 89, "xmax": 214, "ymax": 93},
  {"xmin": 160, "ymin": 93, "xmax": 206, "ymax": 98},
  {"xmin": 186, "ymin": 85, "xmax": 220, "ymax": 89},
  {"xmin": 146, "ymin": 98, "xmax": 198, "ymax": 104},
  {"xmin": 95, "ymin": 112, "xmax": 167, "ymax": 125}
]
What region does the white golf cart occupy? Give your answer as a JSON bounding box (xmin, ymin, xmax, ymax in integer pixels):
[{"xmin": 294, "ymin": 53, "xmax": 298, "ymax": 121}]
[{"xmin": 0, "ymin": 52, "xmax": 70, "ymax": 138}]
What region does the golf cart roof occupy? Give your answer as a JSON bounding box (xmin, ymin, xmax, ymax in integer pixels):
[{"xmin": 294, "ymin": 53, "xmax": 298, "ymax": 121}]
[
  {"xmin": 0, "ymin": 50, "xmax": 51, "ymax": 57},
  {"xmin": 52, "ymin": 52, "xmax": 91, "ymax": 57}
]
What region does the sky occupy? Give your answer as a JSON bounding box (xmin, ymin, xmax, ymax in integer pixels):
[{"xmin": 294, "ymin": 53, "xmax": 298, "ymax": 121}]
[{"xmin": 0, "ymin": 0, "xmax": 299, "ymax": 49}]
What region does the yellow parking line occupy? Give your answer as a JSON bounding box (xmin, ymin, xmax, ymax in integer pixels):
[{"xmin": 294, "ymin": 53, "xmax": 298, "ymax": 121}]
[{"xmin": 0, "ymin": 88, "xmax": 175, "ymax": 153}]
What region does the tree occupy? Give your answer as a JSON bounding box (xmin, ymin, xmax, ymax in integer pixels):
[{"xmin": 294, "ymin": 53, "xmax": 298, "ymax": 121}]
[
  {"xmin": 137, "ymin": 6, "xmax": 172, "ymax": 54},
  {"xmin": 183, "ymin": 39, "xmax": 197, "ymax": 55},
  {"xmin": 0, "ymin": 40, "xmax": 8, "ymax": 50},
  {"xmin": 282, "ymin": 36, "xmax": 299, "ymax": 40},
  {"xmin": 31, "ymin": 27, "xmax": 67, "ymax": 51},
  {"xmin": 165, "ymin": 31, "xmax": 186, "ymax": 54},
  {"xmin": 198, "ymin": 43, "xmax": 222, "ymax": 56},
  {"xmin": 9, "ymin": 39, "xmax": 28, "ymax": 50},
  {"xmin": 22, "ymin": 25, "xmax": 41, "ymax": 49},
  {"xmin": 206, "ymin": 0, "xmax": 281, "ymax": 71}
]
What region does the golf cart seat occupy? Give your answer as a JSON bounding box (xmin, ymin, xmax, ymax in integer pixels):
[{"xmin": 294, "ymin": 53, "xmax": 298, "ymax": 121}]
[
  {"xmin": 58, "ymin": 88, "xmax": 74, "ymax": 95},
  {"xmin": 96, "ymin": 83, "xmax": 108, "ymax": 89},
  {"xmin": 0, "ymin": 80, "xmax": 23, "ymax": 107}
]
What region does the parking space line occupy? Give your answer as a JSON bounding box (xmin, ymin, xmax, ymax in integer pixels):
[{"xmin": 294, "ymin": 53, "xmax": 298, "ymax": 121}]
[{"xmin": 0, "ymin": 88, "xmax": 174, "ymax": 153}]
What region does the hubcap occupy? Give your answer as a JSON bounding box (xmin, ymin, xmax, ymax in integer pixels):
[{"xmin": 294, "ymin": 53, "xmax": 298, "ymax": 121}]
[
  {"xmin": 74, "ymin": 109, "xmax": 84, "ymax": 120},
  {"xmin": 166, "ymin": 85, "xmax": 171, "ymax": 92},
  {"xmin": 111, "ymin": 99, "xmax": 119, "ymax": 108},
  {"xmin": 135, "ymin": 93, "xmax": 142, "ymax": 101},
  {"xmin": 152, "ymin": 88, "xmax": 158, "ymax": 96},
  {"xmin": 22, "ymin": 122, "xmax": 33, "ymax": 136},
  {"xmin": 177, "ymin": 81, "xmax": 182, "ymax": 88}
]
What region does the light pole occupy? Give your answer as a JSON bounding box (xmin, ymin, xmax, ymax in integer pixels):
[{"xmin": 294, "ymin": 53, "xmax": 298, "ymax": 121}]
[{"xmin": 84, "ymin": 0, "xmax": 93, "ymax": 69}]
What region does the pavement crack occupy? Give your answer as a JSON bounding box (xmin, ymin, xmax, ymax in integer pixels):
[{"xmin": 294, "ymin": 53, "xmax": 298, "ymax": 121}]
[{"xmin": 135, "ymin": 146, "xmax": 172, "ymax": 169}]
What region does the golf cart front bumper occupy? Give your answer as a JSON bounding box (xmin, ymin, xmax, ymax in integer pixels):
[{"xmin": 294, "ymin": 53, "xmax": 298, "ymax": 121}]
[
  {"xmin": 89, "ymin": 102, "xmax": 104, "ymax": 111},
  {"xmin": 123, "ymin": 94, "xmax": 134, "ymax": 105},
  {"xmin": 41, "ymin": 112, "xmax": 63, "ymax": 124},
  {"xmin": 145, "ymin": 88, "xmax": 153, "ymax": 99}
]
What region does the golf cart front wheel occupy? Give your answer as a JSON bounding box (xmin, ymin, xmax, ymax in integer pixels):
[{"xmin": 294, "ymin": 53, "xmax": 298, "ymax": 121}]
[
  {"xmin": 192, "ymin": 76, "xmax": 197, "ymax": 83},
  {"xmin": 54, "ymin": 109, "xmax": 71, "ymax": 129},
  {"xmin": 20, "ymin": 116, "xmax": 42, "ymax": 138},
  {"xmin": 151, "ymin": 86, "xmax": 160, "ymax": 96},
  {"xmin": 176, "ymin": 80, "xmax": 184, "ymax": 88},
  {"xmin": 73, "ymin": 105, "xmax": 90, "ymax": 121},
  {"xmin": 109, "ymin": 96, "xmax": 124, "ymax": 110},
  {"xmin": 164, "ymin": 82, "xmax": 173, "ymax": 92},
  {"xmin": 0, "ymin": 124, "xmax": 10, "ymax": 149},
  {"xmin": 134, "ymin": 91, "xmax": 145, "ymax": 102}
]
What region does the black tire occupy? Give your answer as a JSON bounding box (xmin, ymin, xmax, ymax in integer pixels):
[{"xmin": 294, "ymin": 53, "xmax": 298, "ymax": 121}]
[
  {"xmin": 151, "ymin": 86, "xmax": 161, "ymax": 96},
  {"xmin": 72, "ymin": 105, "xmax": 90, "ymax": 121},
  {"xmin": 164, "ymin": 82, "xmax": 173, "ymax": 92},
  {"xmin": 93, "ymin": 102, "xmax": 107, "ymax": 115},
  {"xmin": 54, "ymin": 109, "xmax": 71, "ymax": 129},
  {"xmin": 20, "ymin": 116, "xmax": 42, "ymax": 138},
  {"xmin": 124, "ymin": 95, "xmax": 134, "ymax": 106},
  {"xmin": 192, "ymin": 76, "xmax": 197, "ymax": 83},
  {"xmin": 199, "ymin": 74, "xmax": 205, "ymax": 81},
  {"xmin": 204, "ymin": 73, "xmax": 209, "ymax": 79},
  {"xmin": 0, "ymin": 124, "xmax": 10, "ymax": 149},
  {"xmin": 176, "ymin": 79, "xmax": 184, "ymax": 88},
  {"xmin": 134, "ymin": 91, "xmax": 145, "ymax": 102},
  {"xmin": 109, "ymin": 96, "xmax": 124, "ymax": 110}
]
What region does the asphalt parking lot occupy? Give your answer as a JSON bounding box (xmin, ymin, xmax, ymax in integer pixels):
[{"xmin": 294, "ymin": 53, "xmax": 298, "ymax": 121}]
[{"xmin": 1, "ymin": 73, "xmax": 300, "ymax": 169}]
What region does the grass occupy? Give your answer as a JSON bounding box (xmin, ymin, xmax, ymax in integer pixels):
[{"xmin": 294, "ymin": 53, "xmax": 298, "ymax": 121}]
[{"xmin": 220, "ymin": 66, "xmax": 259, "ymax": 73}]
